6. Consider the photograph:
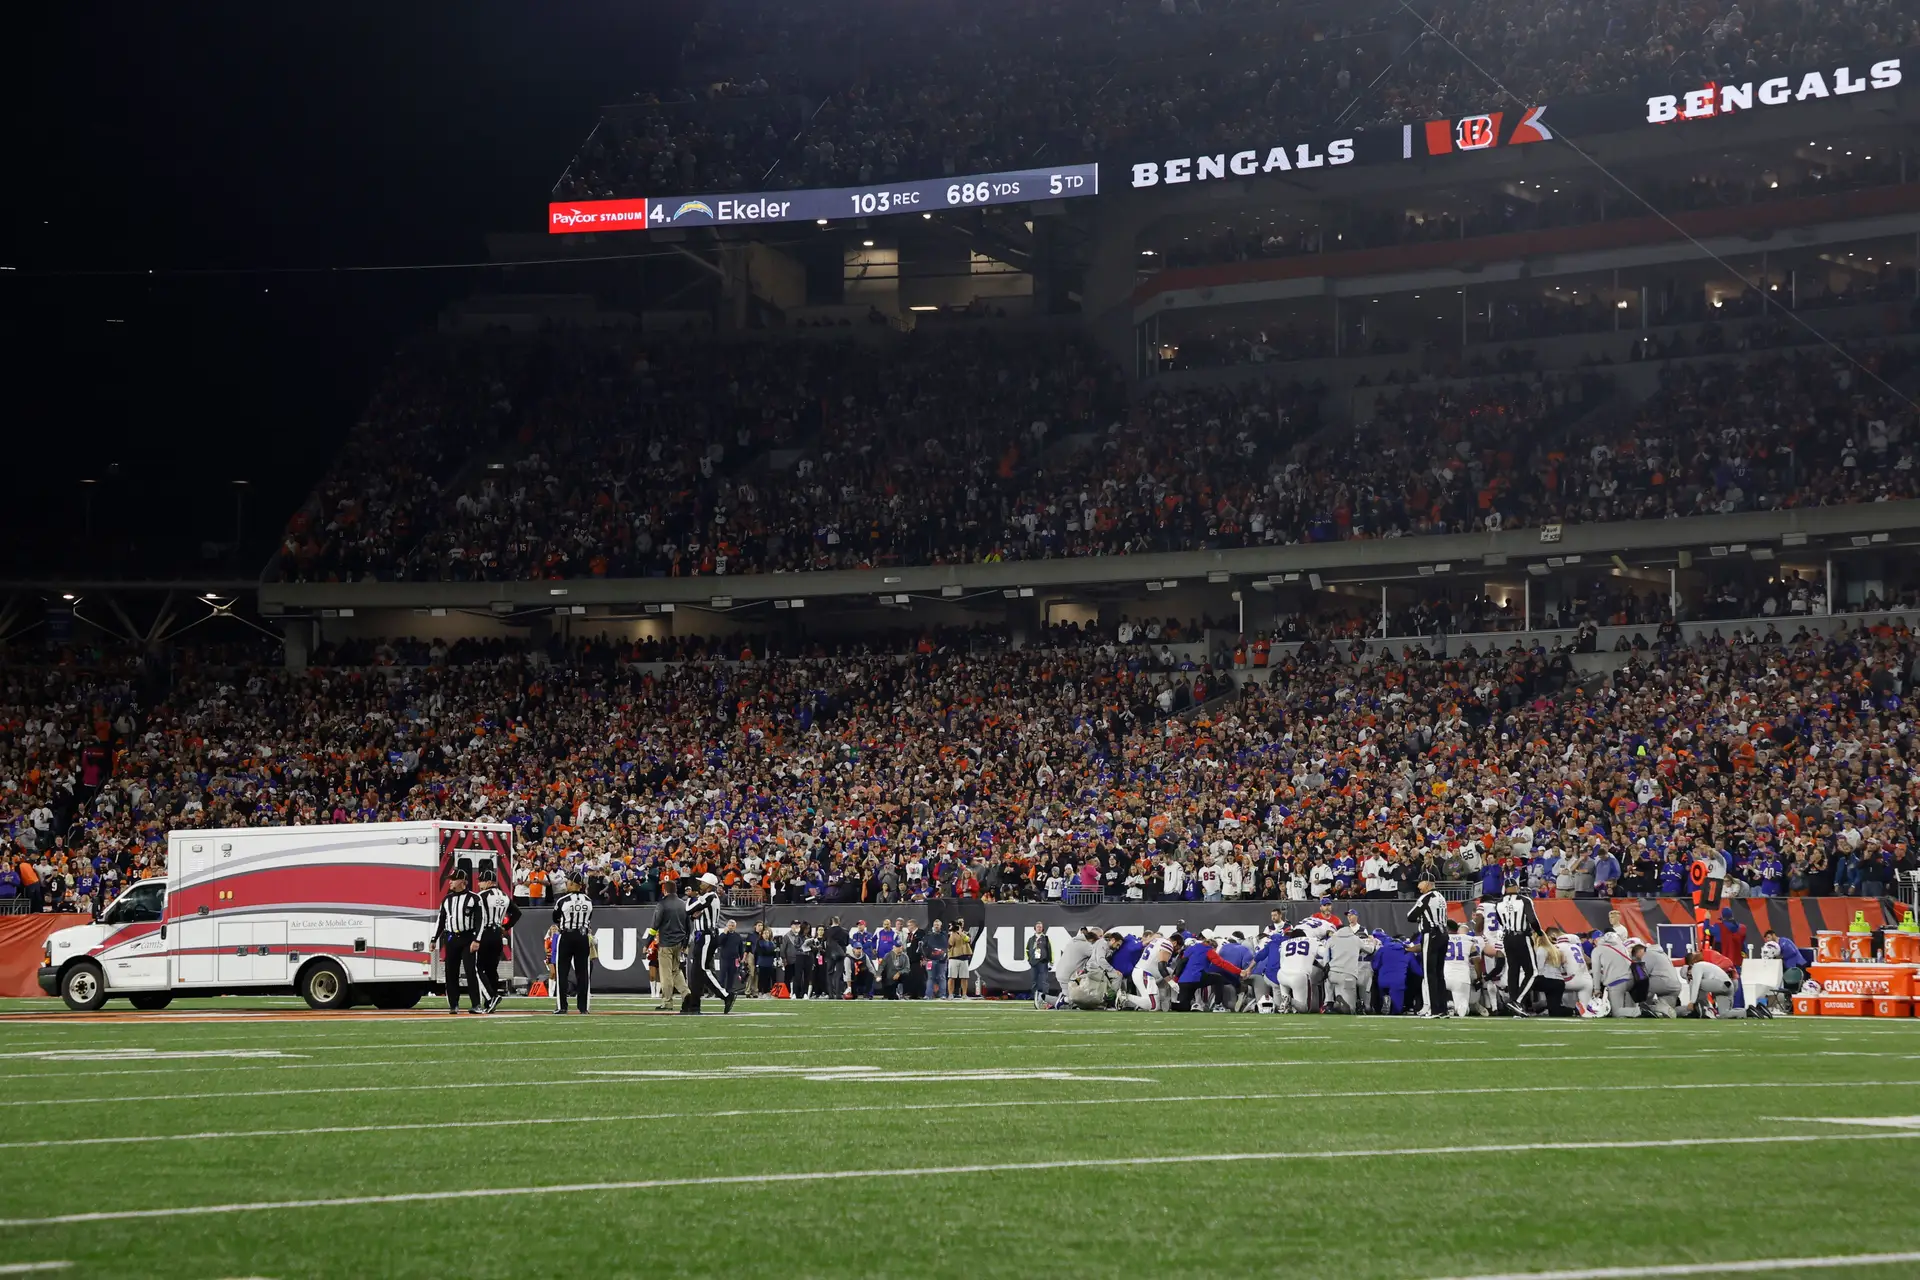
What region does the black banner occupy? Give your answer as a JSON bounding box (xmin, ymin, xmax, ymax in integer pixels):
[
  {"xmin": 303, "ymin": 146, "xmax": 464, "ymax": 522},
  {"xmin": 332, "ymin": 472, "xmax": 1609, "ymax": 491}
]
[
  {"xmin": 1116, "ymin": 49, "xmax": 1914, "ymax": 195},
  {"xmin": 512, "ymin": 897, "xmax": 1881, "ymax": 993}
]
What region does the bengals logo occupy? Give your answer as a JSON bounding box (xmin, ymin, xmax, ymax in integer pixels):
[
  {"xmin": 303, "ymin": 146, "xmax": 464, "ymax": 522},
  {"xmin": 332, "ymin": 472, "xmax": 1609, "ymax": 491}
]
[
  {"xmin": 1455, "ymin": 115, "xmax": 1499, "ymax": 149},
  {"xmin": 1417, "ymin": 105, "xmax": 1550, "ymax": 157}
]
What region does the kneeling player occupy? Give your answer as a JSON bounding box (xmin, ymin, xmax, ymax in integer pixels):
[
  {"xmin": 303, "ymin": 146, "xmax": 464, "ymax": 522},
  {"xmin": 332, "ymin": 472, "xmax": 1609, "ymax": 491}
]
[
  {"xmin": 1442, "ymin": 921, "xmax": 1480, "ymax": 1018},
  {"xmin": 1276, "ymin": 927, "xmax": 1317, "ymax": 1013}
]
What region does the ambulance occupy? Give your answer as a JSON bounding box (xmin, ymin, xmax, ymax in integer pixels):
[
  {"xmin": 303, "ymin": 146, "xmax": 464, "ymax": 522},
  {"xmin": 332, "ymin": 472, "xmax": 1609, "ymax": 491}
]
[{"xmin": 38, "ymin": 820, "xmax": 515, "ymax": 1012}]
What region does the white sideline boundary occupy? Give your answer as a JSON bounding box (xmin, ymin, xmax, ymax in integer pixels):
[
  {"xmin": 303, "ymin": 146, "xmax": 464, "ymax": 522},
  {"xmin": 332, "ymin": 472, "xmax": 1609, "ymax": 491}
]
[
  {"xmin": 3, "ymin": 1047, "xmax": 1890, "ymax": 1107},
  {"xmin": 1424, "ymin": 1253, "xmax": 1920, "ymax": 1279},
  {"xmin": 4, "ymin": 1131, "xmax": 1915, "ymax": 1227},
  {"xmin": 0, "ymin": 1078, "xmax": 1913, "ymax": 1151}
]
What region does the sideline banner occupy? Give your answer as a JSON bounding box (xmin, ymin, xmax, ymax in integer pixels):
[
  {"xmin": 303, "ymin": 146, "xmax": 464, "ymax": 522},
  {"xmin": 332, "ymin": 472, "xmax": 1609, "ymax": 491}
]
[
  {"xmin": 508, "ymin": 903, "xmax": 947, "ymax": 993},
  {"xmin": 0, "ymin": 913, "xmax": 89, "ymax": 998},
  {"xmin": 511, "ymin": 897, "xmax": 1889, "ymax": 994},
  {"xmin": 961, "ymin": 897, "xmax": 1889, "ymax": 993}
]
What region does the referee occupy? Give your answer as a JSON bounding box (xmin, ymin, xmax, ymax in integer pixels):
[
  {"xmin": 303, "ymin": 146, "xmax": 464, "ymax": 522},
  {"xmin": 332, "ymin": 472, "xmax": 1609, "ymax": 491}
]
[
  {"xmin": 1497, "ymin": 882, "xmax": 1543, "ymax": 1014},
  {"xmin": 434, "ymin": 869, "xmax": 483, "ymax": 1015},
  {"xmin": 552, "ymin": 877, "xmax": 595, "ymax": 1015},
  {"xmin": 1408, "ymin": 879, "xmax": 1449, "ymax": 1018},
  {"xmin": 474, "ymin": 867, "xmax": 521, "ymax": 1014}
]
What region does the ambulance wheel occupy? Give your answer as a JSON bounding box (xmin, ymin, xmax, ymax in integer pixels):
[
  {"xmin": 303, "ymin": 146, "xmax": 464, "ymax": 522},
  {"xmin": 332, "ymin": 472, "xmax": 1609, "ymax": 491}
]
[
  {"xmin": 297, "ymin": 960, "xmax": 352, "ymax": 1010},
  {"xmin": 128, "ymin": 993, "xmax": 174, "ymax": 1011},
  {"xmin": 371, "ymin": 984, "xmax": 426, "ymax": 1010},
  {"xmin": 61, "ymin": 963, "xmax": 109, "ymax": 1012}
]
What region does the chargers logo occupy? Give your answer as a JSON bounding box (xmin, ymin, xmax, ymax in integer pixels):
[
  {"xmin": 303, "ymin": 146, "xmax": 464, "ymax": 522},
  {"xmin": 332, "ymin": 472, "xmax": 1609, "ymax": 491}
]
[{"xmin": 671, "ymin": 200, "xmax": 715, "ymax": 221}]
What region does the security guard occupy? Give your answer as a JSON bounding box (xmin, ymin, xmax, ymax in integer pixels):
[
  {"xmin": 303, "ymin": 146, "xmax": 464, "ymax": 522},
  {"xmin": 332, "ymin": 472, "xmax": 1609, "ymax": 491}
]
[
  {"xmin": 474, "ymin": 867, "xmax": 521, "ymax": 1014},
  {"xmin": 433, "ymin": 869, "xmax": 483, "ymax": 1015},
  {"xmin": 552, "ymin": 876, "xmax": 595, "ymax": 1014}
]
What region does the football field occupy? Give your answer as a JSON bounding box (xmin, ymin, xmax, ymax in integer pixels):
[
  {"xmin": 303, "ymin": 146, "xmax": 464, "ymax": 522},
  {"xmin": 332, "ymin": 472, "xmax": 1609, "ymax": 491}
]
[{"xmin": 1, "ymin": 997, "xmax": 1918, "ymax": 1279}]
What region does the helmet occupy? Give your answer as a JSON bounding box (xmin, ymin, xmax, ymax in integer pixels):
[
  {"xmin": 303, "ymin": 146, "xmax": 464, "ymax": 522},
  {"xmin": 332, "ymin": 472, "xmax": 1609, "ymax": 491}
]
[
  {"xmin": 1578, "ymin": 993, "xmax": 1611, "ymax": 1019},
  {"xmin": 700, "ymin": 872, "xmax": 720, "ymax": 887}
]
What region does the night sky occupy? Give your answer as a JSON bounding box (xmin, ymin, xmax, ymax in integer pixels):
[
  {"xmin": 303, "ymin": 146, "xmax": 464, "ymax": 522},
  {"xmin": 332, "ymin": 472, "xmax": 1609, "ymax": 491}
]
[{"xmin": 4, "ymin": 2, "xmax": 686, "ymax": 577}]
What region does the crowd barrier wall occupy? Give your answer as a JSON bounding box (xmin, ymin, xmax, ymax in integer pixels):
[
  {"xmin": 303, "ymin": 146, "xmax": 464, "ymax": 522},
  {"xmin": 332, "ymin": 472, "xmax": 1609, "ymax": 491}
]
[{"xmin": 506, "ymin": 896, "xmax": 1891, "ymax": 994}]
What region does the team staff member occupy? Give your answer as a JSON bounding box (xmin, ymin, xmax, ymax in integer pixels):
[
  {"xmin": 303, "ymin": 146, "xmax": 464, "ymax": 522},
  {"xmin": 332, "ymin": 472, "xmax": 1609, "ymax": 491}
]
[
  {"xmin": 433, "ymin": 869, "xmax": 483, "ymax": 1015},
  {"xmin": 651, "ymin": 880, "xmax": 692, "ymax": 1010},
  {"xmin": 1408, "ymin": 879, "xmax": 1450, "ymax": 1018},
  {"xmin": 1026, "ymin": 923, "xmax": 1053, "ymax": 1009},
  {"xmin": 1496, "ymin": 883, "xmax": 1542, "ymax": 1012},
  {"xmin": 552, "ymin": 877, "xmax": 595, "ymax": 1014},
  {"xmin": 474, "ymin": 867, "xmax": 520, "ymax": 1014}
]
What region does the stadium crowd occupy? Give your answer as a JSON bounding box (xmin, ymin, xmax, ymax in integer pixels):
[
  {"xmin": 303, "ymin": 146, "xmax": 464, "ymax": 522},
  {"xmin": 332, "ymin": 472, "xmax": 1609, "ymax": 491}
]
[
  {"xmin": 8, "ymin": 601, "xmax": 1920, "ymax": 920},
  {"xmin": 555, "ymin": 0, "xmax": 1920, "ymax": 200},
  {"xmin": 276, "ymin": 330, "xmax": 1919, "ymax": 584}
]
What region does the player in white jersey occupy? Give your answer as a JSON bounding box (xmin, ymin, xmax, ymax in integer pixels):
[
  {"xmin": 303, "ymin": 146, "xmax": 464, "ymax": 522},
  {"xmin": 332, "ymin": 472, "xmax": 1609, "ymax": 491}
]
[
  {"xmin": 1467, "ymin": 916, "xmax": 1504, "ymax": 1014},
  {"xmin": 1441, "ymin": 921, "xmax": 1481, "ymax": 1017},
  {"xmin": 1276, "ymin": 928, "xmax": 1318, "ymax": 1013},
  {"xmin": 1553, "ymin": 933, "xmax": 1594, "ymax": 1010},
  {"xmin": 1123, "ymin": 931, "xmax": 1174, "ymax": 1010}
]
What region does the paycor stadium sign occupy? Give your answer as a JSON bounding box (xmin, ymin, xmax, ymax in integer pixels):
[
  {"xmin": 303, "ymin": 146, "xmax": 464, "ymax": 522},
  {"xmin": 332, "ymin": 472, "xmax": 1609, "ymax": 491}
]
[{"xmin": 546, "ymin": 50, "xmax": 1911, "ymax": 232}]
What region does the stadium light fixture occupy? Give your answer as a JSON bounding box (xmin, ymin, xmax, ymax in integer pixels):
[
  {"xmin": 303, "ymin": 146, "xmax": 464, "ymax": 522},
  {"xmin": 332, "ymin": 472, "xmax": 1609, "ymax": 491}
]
[
  {"xmin": 60, "ymin": 593, "xmax": 75, "ymax": 601},
  {"xmin": 862, "ymin": 239, "xmax": 874, "ymax": 247},
  {"xmin": 816, "ymin": 219, "xmax": 828, "ymax": 226}
]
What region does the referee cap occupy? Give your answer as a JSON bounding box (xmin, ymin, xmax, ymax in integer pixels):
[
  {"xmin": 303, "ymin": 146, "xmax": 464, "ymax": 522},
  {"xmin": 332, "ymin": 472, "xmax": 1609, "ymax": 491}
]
[
  {"xmin": 449, "ymin": 868, "xmax": 469, "ymax": 881},
  {"xmin": 700, "ymin": 872, "xmax": 720, "ymax": 887},
  {"xmin": 475, "ymin": 867, "xmax": 495, "ymax": 883}
]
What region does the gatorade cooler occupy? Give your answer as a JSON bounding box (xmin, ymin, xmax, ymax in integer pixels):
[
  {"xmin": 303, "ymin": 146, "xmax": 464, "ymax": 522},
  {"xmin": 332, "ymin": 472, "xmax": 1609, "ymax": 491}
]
[
  {"xmin": 1873, "ymin": 995, "xmax": 1911, "ymax": 1018},
  {"xmin": 1816, "ymin": 931, "xmax": 1847, "ymax": 962},
  {"xmin": 1845, "ymin": 932, "xmax": 1874, "ymax": 962},
  {"xmin": 1821, "ymin": 993, "xmax": 1872, "ymax": 1016},
  {"xmin": 1792, "ymin": 992, "xmax": 1820, "ymax": 1016},
  {"xmin": 1887, "ymin": 932, "xmax": 1920, "ymax": 965}
]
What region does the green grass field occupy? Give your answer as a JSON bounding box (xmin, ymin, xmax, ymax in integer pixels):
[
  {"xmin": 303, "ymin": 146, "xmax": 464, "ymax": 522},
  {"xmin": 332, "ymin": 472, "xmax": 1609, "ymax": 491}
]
[{"xmin": 1, "ymin": 997, "xmax": 1918, "ymax": 1279}]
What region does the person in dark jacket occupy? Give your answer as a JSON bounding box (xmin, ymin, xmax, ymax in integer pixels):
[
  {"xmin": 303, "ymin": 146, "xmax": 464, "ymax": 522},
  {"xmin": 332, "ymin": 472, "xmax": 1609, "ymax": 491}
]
[
  {"xmin": 823, "ymin": 918, "xmax": 850, "ymax": 998},
  {"xmin": 651, "ymin": 882, "xmax": 691, "ymax": 1011},
  {"xmin": 717, "ymin": 920, "xmax": 747, "ymax": 999},
  {"xmin": 752, "ymin": 923, "xmax": 779, "ymax": 995},
  {"xmin": 1026, "ymin": 922, "xmax": 1053, "ymax": 1008}
]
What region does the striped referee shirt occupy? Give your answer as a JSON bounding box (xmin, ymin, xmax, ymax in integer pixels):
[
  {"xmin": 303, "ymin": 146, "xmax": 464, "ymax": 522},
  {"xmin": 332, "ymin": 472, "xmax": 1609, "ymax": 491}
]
[
  {"xmin": 1496, "ymin": 892, "xmax": 1542, "ymax": 937},
  {"xmin": 1408, "ymin": 890, "xmax": 1449, "ymax": 935},
  {"xmin": 553, "ymin": 892, "xmax": 594, "ymax": 934},
  {"xmin": 477, "ymin": 887, "xmax": 518, "ymax": 938},
  {"xmin": 436, "ymin": 890, "xmax": 482, "ymax": 942},
  {"xmin": 687, "ymin": 890, "xmax": 721, "ymax": 935}
]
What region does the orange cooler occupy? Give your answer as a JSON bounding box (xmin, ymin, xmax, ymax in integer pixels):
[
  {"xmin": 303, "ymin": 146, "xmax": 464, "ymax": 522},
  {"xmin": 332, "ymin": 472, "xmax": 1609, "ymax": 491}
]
[
  {"xmin": 1873, "ymin": 995, "xmax": 1911, "ymax": 1018},
  {"xmin": 1821, "ymin": 994, "xmax": 1872, "ymax": 1016},
  {"xmin": 1887, "ymin": 933, "xmax": 1920, "ymax": 965},
  {"xmin": 1846, "ymin": 932, "xmax": 1874, "ymax": 962},
  {"xmin": 1792, "ymin": 993, "xmax": 1820, "ymax": 1016},
  {"xmin": 1817, "ymin": 932, "xmax": 1847, "ymax": 962}
]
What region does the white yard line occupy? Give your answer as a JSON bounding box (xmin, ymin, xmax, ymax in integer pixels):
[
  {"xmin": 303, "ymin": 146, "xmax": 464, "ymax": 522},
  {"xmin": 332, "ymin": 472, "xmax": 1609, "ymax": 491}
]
[
  {"xmin": 0, "ymin": 1078, "xmax": 1911, "ymax": 1152},
  {"xmin": 0, "ymin": 1048, "xmax": 1899, "ymax": 1108},
  {"xmin": 5, "ymin": 1131, "xmax": 1914, "ymax": 1227},
  {"xmin": 1423, "ymin": 1253, "xmax": 1920, "ymax": 1279},
  {"xmin": 0, "ymin": 1266, "xmax": 71, "ymax": 1276}
]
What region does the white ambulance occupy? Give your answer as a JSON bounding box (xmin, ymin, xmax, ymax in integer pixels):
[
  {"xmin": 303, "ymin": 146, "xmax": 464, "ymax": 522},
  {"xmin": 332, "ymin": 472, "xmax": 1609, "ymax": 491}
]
[{"xmin": 38, "ymin": 820, "xmax": 515, "ymax": 1012}]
